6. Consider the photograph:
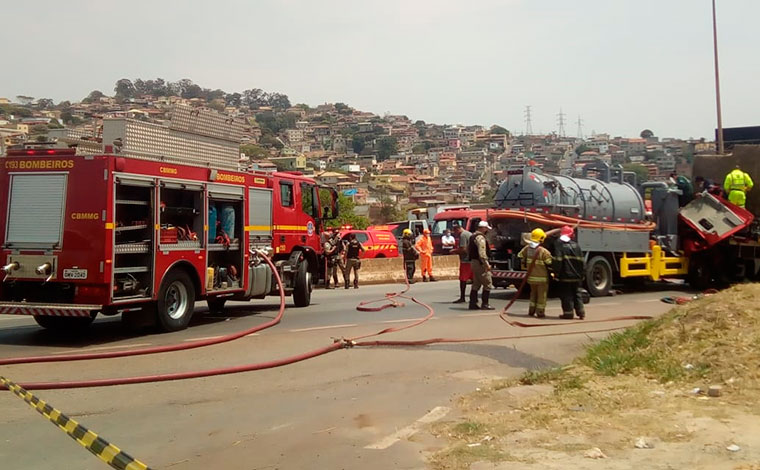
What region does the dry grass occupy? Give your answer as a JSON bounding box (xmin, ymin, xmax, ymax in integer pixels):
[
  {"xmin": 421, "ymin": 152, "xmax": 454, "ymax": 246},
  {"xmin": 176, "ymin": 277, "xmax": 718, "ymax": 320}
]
[{"xmin": 430, "ymin": 284, "xmax": 760, "ymax": 470}]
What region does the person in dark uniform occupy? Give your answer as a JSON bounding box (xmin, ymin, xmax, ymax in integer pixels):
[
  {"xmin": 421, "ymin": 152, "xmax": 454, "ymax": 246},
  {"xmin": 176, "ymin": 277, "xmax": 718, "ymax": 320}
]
[
  {"xmin": 468, "ymin": 221, "xmax": 494, "ymax": 310},
  {"xmin": 343, "ymin": 233, "xmax": 365, "ymax": 289},
  {"xmin": 553, "ymin": 225, "xmax": 586, "ymax": 319},
  {"xmin": 323, "ymin": 228, "xmax": 344, "ymax": 289},
  {"xmin": 401, "ymin": 228, "xmax": 418, "ymax": 284}
]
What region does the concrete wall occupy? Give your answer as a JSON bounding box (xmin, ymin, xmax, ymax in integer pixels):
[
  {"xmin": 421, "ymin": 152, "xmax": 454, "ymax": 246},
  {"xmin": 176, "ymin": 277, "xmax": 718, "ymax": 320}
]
[
  {"xmin": 693, "ymin": 145, "xmax": 760, "ymax": 214},
  {"xmin": 350, "ymin": 255, "xmax": 460, "ymax": 285}
]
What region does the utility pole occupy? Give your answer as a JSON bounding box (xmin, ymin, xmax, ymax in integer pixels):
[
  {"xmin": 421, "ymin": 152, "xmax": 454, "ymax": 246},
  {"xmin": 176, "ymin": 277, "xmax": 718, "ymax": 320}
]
[
  {"xmin": 576, "ymin": 115, "xmax": 584, "ymax": 140},
  {"xmin": 557, "ymin": 108, "xmax": 567, "ymax": 137},
  {"xmin": 712, "ymin": 0, "xmax": 724, "ymax": 154},
  {"xmin": 524, "ymin": 106, "xmax": 533, "ymax": 136}
]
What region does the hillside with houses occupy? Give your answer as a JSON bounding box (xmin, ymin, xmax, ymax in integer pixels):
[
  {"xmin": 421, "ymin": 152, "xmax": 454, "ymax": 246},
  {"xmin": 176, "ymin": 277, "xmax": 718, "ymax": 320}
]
[{"xmin": 1, "ymin": 78, "xmax": 715, "ymax": 224}]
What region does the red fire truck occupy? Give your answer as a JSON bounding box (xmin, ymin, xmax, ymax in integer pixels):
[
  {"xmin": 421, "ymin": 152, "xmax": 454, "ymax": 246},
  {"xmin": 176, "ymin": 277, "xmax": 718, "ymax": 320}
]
[{"xmin": 0, "ymin": 111, "xmax": 338, "ymax": 332}]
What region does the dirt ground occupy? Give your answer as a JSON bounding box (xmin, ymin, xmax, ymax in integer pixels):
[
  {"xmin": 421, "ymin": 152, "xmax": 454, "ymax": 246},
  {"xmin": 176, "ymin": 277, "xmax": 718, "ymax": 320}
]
[{"xmin": 428, "ymin": 284, "xmax": 760, "ymax": 469}]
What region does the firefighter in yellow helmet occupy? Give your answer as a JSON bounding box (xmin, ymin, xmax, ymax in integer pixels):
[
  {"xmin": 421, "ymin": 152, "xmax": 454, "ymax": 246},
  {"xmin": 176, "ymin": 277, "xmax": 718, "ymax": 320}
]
[
  {"xmin": 724, "ymin": 165, "xmax": 754, "ymax": 208},
  {"xmin": 401, "ymin": 228, "xmax": 418, "ymax": 283},
  {"xmin": 518, "ymin": 228, "xmax": 553, "ymax": 318}
]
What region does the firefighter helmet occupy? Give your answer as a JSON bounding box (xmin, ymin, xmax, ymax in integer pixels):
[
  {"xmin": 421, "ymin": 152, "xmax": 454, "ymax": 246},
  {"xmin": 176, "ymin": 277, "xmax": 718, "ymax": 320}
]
[{"xmin": 530, "ymin": 228, "xmax": 546, "ymax": 243}]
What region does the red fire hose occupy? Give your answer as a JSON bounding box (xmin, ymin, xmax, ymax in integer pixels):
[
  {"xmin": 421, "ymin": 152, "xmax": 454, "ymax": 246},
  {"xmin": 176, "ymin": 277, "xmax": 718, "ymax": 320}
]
[{"xmin": 0, "ymin": 251, "xmax": 287, "ymax": 367}]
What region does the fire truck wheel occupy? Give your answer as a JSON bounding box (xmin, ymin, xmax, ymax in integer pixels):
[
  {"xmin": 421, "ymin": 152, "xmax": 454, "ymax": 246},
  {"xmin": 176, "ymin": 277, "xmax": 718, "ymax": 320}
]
[
  {"xmin": 156, "ymin": 271, "xmax": 196, "ymax": 332},
  {"xmin": 207, "ymin": 298, "xmax": 226, "ymax": 315},
  {"xmin": 585, "ymin": 255, "xmax": 612, "ymax": 297},
  {"xmin": 293, "ymin": 259, "xmax": 312, "ymax": 308},
  {"xmin": 34, "ymin": 314, "xmax": 95, "ymax": 331}
]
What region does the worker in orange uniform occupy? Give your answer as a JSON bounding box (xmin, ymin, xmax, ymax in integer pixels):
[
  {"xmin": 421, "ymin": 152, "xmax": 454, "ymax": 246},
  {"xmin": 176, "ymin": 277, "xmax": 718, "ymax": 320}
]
[
  {"xmin": 723, "ymin": 165, "xmax": 754, "ymax": 208},
  {"xmin": 415, "ymin": 228, "xmax": 436, "ymax": 282}
]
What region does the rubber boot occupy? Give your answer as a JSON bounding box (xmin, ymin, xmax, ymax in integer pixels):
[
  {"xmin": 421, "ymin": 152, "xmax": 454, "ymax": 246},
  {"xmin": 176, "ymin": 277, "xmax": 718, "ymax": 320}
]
[
  {"xmin": 422, "ymin": 276, "xmax": 428, "ymax": 282},
  {"xmin": 480, "ymin": 290, "xmax": 495, "ymax": 310},
  {"xmin": 354, "ymin": 281, "xmax": 359, "ymax": 289},
  {"xmin": 344, "ymin": 281, "xmax": 350, "ymax": 289},
  {"xmin": 429, "ymin": 276, "xmax": 437, "ymax": 282},
  {"xmin": 468, "ymin": 291, "xmax": 480, "ymax": 310},
  {"xmin": 559, "ymin": 313, "xmax": 574, "ymax": 320},
  {"xmin": 453, "ymin": 282, "xmax": 467, "ymax": 303}
]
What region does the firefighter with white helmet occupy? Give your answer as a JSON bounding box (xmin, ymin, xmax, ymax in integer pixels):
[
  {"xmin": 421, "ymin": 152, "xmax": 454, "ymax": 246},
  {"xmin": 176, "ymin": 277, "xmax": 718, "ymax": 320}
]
[{"xmin": 518, "ymin": 228, "xmax": 553, "ymax": 318}]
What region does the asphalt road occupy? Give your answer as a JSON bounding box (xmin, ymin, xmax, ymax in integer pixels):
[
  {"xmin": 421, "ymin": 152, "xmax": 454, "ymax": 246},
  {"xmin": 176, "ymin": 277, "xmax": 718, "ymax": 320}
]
[{"xmin": 0, "ymin": 280, "xmax": 691, "ymax": 470}]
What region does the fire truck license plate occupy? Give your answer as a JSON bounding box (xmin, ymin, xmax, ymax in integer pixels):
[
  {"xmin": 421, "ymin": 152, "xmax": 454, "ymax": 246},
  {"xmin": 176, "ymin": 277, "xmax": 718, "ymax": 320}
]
[{"xmin": 63, "ymin": 269, "xmax": 88, "ymax": 280}]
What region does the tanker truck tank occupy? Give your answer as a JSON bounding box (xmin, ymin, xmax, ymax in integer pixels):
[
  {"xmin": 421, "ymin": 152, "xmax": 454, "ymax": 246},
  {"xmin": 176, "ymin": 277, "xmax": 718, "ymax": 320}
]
[{"xmin": 494, "ymin": 161, "xmax": 645, "ymax": 223}]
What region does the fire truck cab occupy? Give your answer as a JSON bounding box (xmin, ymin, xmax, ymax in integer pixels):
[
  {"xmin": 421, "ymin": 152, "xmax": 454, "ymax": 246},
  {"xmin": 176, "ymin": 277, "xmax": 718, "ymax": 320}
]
[{"xmin": 0, "ymin": 110, "xmax": 338, "ymax": 332}]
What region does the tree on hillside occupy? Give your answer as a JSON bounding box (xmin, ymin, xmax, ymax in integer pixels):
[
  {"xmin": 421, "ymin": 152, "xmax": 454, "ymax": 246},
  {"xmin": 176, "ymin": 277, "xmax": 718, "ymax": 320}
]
[
  {"xmin": 259, "ymin": 134, "xmax": 284, "ymax": 149},
  {"xmin": 114, "ymin": 78, "xmax": 136, "ymax": 99},
  {"xmin": 622, "ymin": 163, "xmax": 650, "ymax": 184},
  {"xmin": 378, "ymin": 196, "xmax": 404, "ymax": 223},
  {"xmin": 15, "ymin": 95, "xmax": 34, "ymax": 105},
  {"xmin": 575, "ymin": 144, "xmax": 592, "ymax": 155},
  {"xmin": 225, "ymin": 92, "xmax": 242, "ymax": 107},
  {"xmin": 82, "ymin": 90, "xmax": 105, "ymax": 103},
  {"xmin": 35, "ymin": 98, "xmax": 54, "ymax": 109},
  {"xmin": 376, "ymin": 136, "xmax": 398, "ymax": 161},
  {"xmin": 640, "ymin": 129, "xmax": 654, "ymax": 139},
  {"xmin": 352, "ymin": 135, "xmax": 365, "ymax": 154},
  {"xmin": 61, "ymin": 110, "xmax": 82, "ymax": 125},
  {"xmin": 490, "ymin": 125, "xmax": 509, "ymax": 135},
  {"xmin": 335, "ymin": 102, "xmax": 351, "ymax": 115},
  {"xmin": 207, "ymin": 99, "xmax": 226, "ymax": 112},
  {"xmin": 328, "ymin": 193, "xmax": 370, "ymax": 229},
  {"xmin": 240, "ymin": 143, "xmax": 269, "ymax": 159}
]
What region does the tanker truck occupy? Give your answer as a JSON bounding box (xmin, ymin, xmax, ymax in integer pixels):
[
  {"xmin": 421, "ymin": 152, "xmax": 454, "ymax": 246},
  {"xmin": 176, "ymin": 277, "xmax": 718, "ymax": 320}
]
[{"xmin": 487, "ymin": 161, "xmax": 759, "ymax": 296}]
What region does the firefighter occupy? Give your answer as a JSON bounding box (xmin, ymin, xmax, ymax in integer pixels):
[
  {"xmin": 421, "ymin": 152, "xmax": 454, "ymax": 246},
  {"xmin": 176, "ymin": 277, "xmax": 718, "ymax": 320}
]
[
  {"xmin": 723, "ymin": 165, "xmax": 754, "ymax": 208},
  {"xmin": 415, "ymin": 228, "xmax": 436, "ymax": 282},
  {"xmin": 401, "ymin": 229, "xmax": 418, "ymax": 284},
  {"xmin": 451, "ymin": 222, "xmax": 473, "ymax": 303},
  {"xmin": 518, "ymin": 228, "xmax": 552, "ymax": 318},
  {"xmin": 343, "ymin": 232, "xmax": 365, "ymax": 289},
  {"xmin": 323, "ymin": 228, "xmax": 344, "ymax": 289},
  {"xmin": 553, "ymin": 225, "xmax": 586, "ymax": 320},
  {"xmin": 468, "ymin": 221, "xmax": 494, "ymax": 310}
]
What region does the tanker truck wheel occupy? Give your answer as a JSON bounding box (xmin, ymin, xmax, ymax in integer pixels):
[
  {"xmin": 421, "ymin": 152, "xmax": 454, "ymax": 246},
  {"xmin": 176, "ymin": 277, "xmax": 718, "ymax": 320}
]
[{"xmin": 585, "ymin": 256, "xmax": 612, "ymax": 297}]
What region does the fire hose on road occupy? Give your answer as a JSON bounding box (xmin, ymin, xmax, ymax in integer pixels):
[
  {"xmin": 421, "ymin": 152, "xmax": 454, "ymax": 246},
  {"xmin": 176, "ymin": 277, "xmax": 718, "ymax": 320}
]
[{"xmin": 1, "ymin": 252, "xmax": 657, "ymax": 392}]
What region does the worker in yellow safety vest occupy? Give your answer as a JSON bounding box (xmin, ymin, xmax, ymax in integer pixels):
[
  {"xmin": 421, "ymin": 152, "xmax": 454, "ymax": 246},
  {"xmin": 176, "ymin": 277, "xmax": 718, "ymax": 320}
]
[{"xmin": 723, "ymin": 165, "xmax": 754, "ymax": 208}]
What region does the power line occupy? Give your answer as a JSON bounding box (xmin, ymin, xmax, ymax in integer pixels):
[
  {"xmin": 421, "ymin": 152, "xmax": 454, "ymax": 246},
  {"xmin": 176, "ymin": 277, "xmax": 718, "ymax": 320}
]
[{"xmin": 576, "ymin": 115, "xmax": 584, "ymax": 140}]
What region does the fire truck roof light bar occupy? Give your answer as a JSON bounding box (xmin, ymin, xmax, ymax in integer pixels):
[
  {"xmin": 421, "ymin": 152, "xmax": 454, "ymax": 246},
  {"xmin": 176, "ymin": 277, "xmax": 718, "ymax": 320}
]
[{"xmin": 6, "ymin": 148, "xmax": 77, "ymax": 157}]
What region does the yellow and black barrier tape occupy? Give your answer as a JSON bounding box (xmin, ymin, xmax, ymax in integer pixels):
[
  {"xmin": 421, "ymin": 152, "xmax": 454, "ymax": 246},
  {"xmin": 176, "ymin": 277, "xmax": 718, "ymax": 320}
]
[{"xmin": 0, "ymin": 376, "xmax": 152, "ymax": 470}]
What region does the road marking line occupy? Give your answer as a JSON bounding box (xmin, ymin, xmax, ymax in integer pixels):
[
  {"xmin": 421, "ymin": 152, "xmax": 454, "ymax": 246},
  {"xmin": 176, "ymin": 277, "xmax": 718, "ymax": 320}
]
[
  {"xmin": 457, "ymin": 312, "xmax": 498, "ymax": 318},
  {"xmin": 290, "ymin": 324, "xmax": 358, "ymax": 332},
  {"xmin": 365, "ymin": 406, "xmax": 451, "ymax": 450},
  {"xmin": 246, "ymin": 333, "xmax": 260, "ymax": 337},
  {"xmin": 379, "ymin": 317, "xmax": 439, "ymax": 324},
  {"xmin": 50, "ymin": 343, "xmax": 152, "ymax": 354},
  {"xmin": 593, "ymin": 302, "xmax": 621, "ymax": 306},
  {"xmin": 183, "ymin": 336, "xmax": 224, "ymax": 342}
]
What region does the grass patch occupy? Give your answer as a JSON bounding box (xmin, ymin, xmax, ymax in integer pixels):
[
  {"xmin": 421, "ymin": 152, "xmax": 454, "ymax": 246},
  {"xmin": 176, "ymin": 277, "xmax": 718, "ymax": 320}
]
[
  {"xmin": 451, "ymin": 420, "xmax": 486, "ymax": 438},
  {"xmin": 430, "ymin": 442, "xmax": 511, "ymax": 470}
]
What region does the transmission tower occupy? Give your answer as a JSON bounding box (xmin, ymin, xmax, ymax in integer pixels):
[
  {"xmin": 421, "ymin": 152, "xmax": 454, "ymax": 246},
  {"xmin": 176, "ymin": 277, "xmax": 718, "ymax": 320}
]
[
  {"xmin": 524, "ymin": 105, "xmax": 533, "ymax": 136},
  {"xmin": 576, "ymin": 115, "xmax": 584, "ymax": 140},
  {"xmin": 557, "ymin": 108, "xmax": 567, "ymax": 137}
]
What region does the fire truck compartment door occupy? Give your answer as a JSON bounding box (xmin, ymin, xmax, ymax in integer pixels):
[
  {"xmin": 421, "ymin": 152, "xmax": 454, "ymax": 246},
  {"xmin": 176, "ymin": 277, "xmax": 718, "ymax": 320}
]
[
  {"xmin": 208, "ymin": 183, "xmax": 244, "ymax": 200},
  {"xmin": 5, "ymin": 173, "xmax": 67, "ymax": 249},
  {"xmin": 248, "ymin": 188, "xmax": 273, "ymax": 237},
  {"xmin": 115, "ymin": 175, "xmax": 155, "ymax": 187},
  {"xmin": 161, "ymin": 181, "xmax": 204, "ymax": 191}
]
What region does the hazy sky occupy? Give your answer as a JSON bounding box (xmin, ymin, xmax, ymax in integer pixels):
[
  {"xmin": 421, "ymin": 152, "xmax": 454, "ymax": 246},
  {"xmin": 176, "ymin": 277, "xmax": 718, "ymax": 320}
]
[{"xmin": 2, "ymin": 0, "xmax": 758, "ymax": 139}]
